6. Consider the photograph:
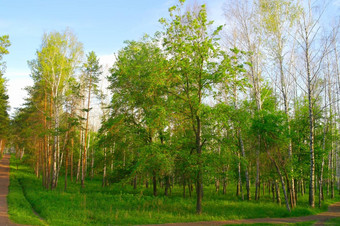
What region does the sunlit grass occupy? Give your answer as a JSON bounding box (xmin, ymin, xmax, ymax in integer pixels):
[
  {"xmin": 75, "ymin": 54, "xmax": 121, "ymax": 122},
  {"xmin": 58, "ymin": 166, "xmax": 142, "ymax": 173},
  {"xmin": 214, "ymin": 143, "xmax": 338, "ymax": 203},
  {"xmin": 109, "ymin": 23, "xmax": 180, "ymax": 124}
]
[
  {"xmin": 8, "ymin": 155, "xmax": 340, "ymax": 225},
  {"xmin": 7, "ymin": 157, "xmax": 46, "ymax": 225}
]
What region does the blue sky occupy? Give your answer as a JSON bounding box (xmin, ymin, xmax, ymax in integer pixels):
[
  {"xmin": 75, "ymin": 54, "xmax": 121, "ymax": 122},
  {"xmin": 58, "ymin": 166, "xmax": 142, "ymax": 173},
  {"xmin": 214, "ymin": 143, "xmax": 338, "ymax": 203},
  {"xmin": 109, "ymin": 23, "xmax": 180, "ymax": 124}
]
[
  {"xmin": 0, "ymin": 0, "xmax": 339, "ymax": 115},
  {"xmin": 1, "ymin": 0, "xmax": 224, "ymax": 115}
]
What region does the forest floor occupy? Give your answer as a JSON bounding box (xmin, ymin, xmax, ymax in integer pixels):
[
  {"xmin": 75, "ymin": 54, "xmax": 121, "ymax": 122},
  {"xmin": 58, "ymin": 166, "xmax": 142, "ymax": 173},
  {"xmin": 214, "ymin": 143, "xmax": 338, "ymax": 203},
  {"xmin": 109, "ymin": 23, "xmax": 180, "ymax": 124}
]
[
  {"xmin": 0, "ymin": 154, "xmax": 24, "ymax": 226},
  {"xmin": 6, "ymin": 154, "xmax": 340, "ymax": 226}
]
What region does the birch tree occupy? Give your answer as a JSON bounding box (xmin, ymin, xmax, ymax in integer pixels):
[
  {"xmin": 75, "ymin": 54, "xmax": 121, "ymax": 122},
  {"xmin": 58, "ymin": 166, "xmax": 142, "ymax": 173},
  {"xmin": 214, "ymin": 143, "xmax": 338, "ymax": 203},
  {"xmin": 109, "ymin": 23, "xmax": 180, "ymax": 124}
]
[
  {"xmin": 223, "ymin": 0, "xmax": 264, "ymax": 200},
  {"xmin": 29, "ymin": 29, "xmax": 83, "ymax": 189},
  {"xmin": 296, "ymin": 1, "xmax": 332, "ymax": 207},
  {"xmin": 258, "ymin": 0, "xmax": 300, "ymax": 208}
]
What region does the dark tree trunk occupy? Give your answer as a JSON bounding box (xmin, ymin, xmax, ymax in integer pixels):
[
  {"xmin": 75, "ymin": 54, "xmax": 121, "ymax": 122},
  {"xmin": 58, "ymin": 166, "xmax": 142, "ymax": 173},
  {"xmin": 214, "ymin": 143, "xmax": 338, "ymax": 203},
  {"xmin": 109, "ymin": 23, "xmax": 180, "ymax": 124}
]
[
  {"xmin": 153, "ymin": 170, "xmax": 157, "ymax": 196},
  {"xmin": 133, "ymin": 175, "xmax": 137, "ymax": 190},
  {"xmin": 165, "ymin": 175, "xmax": 170, "ymax": 196},
  {"xmin": 183, "ymin": 178, "xmax": 186, "ymax": 198}
]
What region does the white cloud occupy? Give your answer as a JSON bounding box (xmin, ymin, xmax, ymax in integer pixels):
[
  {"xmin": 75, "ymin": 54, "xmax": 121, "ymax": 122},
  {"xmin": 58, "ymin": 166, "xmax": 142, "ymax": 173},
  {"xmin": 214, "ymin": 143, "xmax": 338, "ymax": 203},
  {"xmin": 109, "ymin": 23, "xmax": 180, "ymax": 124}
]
[
  {"xmin": 99, "ymin": 54, "xmax": 115, "ymax": 69},
  {"xmin": 7, "ymin": 76, "xmax": 33, "ymax": 116},
  {"xmin": 98, "ymin": 53, "xmax": 115, "ymax": 94},
  {"xmin": 334, "ymin": 0, "xmax": 340, "ymax": 6},
  {"xmin": 4, "ymin": 69, "xmax": 32, "ymax": 116},
  {"xmin": 83, "ymin": 54, "xmax": 115, "ymax": 131}
]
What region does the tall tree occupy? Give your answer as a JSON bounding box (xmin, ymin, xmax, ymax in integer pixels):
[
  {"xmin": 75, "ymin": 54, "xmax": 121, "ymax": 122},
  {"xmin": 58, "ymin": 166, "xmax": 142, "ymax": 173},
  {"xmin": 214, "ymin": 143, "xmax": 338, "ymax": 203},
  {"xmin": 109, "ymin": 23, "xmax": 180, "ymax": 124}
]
[
  {"xmin": 223, "ymin": 0, "xmax": 264, "ymax": 200},
  {"xmin": 296, "ymin": 1, "xmax": 333, "ymax": 207},
  {"xmin": 258, "ymin": 0, "xmax": 300, "ymax": 208},
  {"xmin": 28, "ymin": 29, "xmax": 83, "ymax": 189},
  {"xmin": 0, "ymin": 35, "xmax": 11, "ymax": 157},
  {"xmin": 81, "ymin": 51, "xmax": 101, "ymax": 188}
]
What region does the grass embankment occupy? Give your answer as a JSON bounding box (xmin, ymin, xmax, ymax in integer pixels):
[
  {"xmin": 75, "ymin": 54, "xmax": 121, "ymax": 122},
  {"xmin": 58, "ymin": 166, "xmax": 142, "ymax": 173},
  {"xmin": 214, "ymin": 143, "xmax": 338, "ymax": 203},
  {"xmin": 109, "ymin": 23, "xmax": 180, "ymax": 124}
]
[
  {"xmin": 7, "ymin": 155, "xmax": 340, "ymax": 225},
  {"xmin": 7, "ymin": 156, "xmax": 46, "ymax": 225}
]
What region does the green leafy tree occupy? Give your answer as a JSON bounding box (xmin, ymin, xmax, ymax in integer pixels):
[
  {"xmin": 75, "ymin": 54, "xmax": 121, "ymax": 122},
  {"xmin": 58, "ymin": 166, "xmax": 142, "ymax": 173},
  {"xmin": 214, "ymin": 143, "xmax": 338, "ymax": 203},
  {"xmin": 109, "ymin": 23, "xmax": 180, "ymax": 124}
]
[
  {"xmin": 160, "ymin": 0, "xmax": 246, "ymax": 214},
  {"xmin": 107, "ymin": 37, "xmax": 169, "ymax": 195},
  {"xmin": 0, "ymin": 35, "xmax": 10, "ymax": 156}
]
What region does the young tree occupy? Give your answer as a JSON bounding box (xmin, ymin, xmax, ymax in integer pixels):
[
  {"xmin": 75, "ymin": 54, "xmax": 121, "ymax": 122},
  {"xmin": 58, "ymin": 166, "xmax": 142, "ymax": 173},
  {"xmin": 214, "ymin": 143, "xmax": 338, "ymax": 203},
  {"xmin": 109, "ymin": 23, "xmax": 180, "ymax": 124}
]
[
  {"xmin": 108, "ymin": 37, "xmax": 169, "ymax": 195},
  {"xmin": 251, "ymin": 86, "xmax": 291, "ymax": 212},
  {"xmin": 160, "ymin": 0, "xmax": 246, "ymax": 214}
]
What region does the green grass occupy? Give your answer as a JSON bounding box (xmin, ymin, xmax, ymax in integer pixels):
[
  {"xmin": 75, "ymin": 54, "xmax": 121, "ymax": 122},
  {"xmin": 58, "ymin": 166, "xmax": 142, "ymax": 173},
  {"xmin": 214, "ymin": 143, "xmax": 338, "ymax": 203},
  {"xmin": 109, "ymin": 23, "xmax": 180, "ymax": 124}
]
[
  {"xmin": 7, "ymin": 155, "xmax": 340, "ymax": 225},
  {"xmin": 7, "ymin": 159, "xmax": 46, "ymax": 225},
  {"xmin": 225, "ymin": 222, "xmax": 316, "ymax": 226},
  {"xmin": 293, "ymin": 222, "xmax": 315, "ymax": 226},
  {"xmin": 325, "ymin": 217, "xmax": 340, "ymax": 225}
]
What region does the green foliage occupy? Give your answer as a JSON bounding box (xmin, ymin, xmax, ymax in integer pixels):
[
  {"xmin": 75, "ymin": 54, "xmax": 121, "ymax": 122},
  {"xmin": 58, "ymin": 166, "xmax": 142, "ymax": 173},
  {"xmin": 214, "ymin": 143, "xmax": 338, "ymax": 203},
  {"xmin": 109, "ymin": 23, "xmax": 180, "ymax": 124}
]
[
  {"xmin": 0, "ymin": 35, "xmax": 10, "ymax": 74},
  {"xmin": 0, "ymin": 74, "xmax": 10, "ymax": 138},
  {"xmin": 252, "ymin": 109, "xmax": 288, "ymax": 148},
  {"xmin": 137, "ymin": 143, "xmax": 174, "ymax": 176},
  {"xmin": 104, "ymin": 36, "xmax": 172, "ymax": 184},
  {"xmin": 109, "ymin": 162, "xmax": 136, "ymax": 184},
  {"xmin": 30, "ymin": 29, "xmax": 83, "ymax": 87},
  {"xmin": 0, "ymin": 35, "xmax": 10, "ymax": 144},
  {"xmin": 258, "ymin": 0, "xmax": 300, "ymax": 34},
  {"xmin": 82, "ymin": 50, "xmax": 101, "ymax": 95}
]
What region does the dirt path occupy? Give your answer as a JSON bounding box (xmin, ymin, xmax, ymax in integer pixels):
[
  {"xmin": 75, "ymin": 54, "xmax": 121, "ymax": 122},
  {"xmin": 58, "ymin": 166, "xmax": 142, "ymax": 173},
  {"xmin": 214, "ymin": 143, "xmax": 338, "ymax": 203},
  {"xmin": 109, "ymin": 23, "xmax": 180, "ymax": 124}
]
[
  {"xmin": 0, "ymin": 154, "xmax": 22, "ymax": 226},
  {"xmin": 149, "ymin": 202, "xmax": 340, "ymax": 226}
]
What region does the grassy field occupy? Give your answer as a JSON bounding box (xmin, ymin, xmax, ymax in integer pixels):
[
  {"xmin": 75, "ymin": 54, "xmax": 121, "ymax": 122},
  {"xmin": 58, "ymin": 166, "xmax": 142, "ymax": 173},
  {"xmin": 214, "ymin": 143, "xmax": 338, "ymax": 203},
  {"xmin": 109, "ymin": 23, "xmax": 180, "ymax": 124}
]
[{"xmin": 7, "ymin": 155, "xmax": 340, "ymax": 225}]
